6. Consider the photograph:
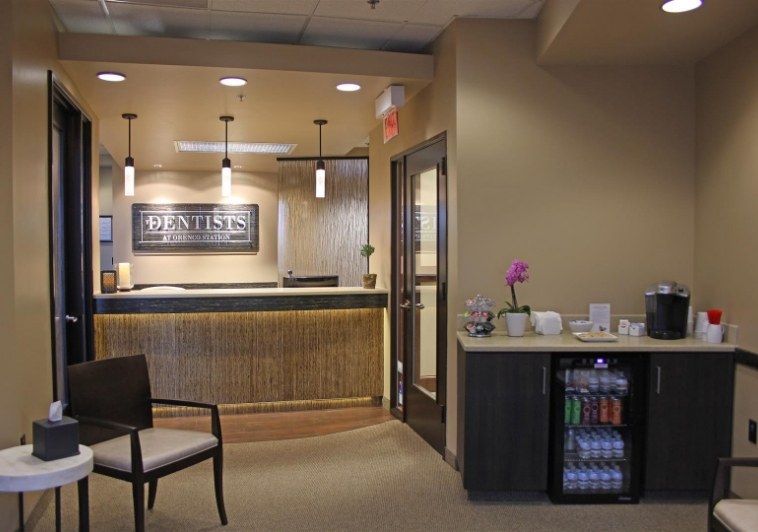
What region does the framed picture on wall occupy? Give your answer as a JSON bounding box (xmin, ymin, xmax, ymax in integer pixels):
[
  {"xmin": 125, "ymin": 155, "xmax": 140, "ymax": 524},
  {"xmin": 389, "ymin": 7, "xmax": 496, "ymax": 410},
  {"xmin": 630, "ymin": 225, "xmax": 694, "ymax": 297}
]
[{"xmin": 99, "ymin": 215, "xmax": 112, "ymax": 242}]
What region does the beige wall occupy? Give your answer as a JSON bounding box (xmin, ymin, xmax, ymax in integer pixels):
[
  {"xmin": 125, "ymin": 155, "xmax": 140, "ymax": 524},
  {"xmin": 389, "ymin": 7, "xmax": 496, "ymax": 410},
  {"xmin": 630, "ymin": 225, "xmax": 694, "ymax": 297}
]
[
  {"xmin": 370, "ymin": 19, "xmax": 697, "ymax": 458},
  {"xmin": 0, "ymin": 0, "xmax": 96, "ymax": 527},
  {"xmin": 695, "ymin": 26, "xmax": 758, "ymax": 496},
  {"xmin": 110, "ymin": 167, "xmax": 279, "ymax": 285}
]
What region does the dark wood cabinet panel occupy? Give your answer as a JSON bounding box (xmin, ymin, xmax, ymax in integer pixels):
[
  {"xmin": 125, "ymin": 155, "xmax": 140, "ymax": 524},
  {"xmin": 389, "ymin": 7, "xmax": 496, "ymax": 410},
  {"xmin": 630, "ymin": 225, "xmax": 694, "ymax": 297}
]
[
  {"xmin": 644, "ymin": 353, "xmax": 733, "ymax": 492},
  {"xmin": 457, "ymin": 347, "xmax": 550, "ymax": 491}
]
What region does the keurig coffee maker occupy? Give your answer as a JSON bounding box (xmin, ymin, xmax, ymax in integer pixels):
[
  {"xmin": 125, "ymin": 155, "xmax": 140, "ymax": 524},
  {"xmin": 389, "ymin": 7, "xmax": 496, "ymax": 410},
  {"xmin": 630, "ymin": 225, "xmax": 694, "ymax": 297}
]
[{"xmin": 645, "ymin": 280, "xmax": 690, "ymax": 340}]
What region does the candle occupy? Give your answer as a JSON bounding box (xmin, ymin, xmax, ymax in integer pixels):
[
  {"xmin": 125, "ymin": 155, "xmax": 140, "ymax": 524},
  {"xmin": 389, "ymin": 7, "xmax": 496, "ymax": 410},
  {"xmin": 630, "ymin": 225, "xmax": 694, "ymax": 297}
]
[{"xmin": 117, "ymin": 262, "xmax": 133, "ymax": 290}]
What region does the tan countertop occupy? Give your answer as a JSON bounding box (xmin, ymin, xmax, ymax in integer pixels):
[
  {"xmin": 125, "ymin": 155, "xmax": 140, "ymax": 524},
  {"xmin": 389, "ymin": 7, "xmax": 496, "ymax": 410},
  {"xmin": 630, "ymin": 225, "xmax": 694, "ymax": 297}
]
[
  {"xmin": 457, "ymin": 330, "xmax": 736, "ymax": 353},
  {"xmin": 95, "ymin": 286, "xmax": 388, "ymax": 299}
]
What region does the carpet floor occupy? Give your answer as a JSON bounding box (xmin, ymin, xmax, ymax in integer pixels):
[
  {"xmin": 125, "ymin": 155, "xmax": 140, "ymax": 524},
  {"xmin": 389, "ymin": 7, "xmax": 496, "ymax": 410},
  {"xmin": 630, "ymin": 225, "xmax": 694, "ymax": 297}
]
[{"xmin": 27, "ymin": 420, "xmax": 707, "ymax": 531}]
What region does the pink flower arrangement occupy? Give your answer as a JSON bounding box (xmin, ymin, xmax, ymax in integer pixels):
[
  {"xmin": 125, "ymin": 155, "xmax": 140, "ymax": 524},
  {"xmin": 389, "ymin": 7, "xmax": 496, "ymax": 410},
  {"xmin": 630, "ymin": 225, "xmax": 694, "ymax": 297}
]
[{"xmin": 497, "ymin": 259, "xmax": 531, "ymax": 317}]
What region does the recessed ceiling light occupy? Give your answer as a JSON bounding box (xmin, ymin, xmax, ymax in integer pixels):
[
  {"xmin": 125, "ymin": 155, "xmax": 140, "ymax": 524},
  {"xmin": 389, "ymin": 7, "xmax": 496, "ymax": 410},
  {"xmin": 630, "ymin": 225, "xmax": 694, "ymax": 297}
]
[
  {"xmin": 153, "ymin": 164, "xmax": 163, "ymax": 169},
  {"xmin": 97, "ymin": 72, "xmax": 126, "ymax": 82},
  {"xmin": 174, "ymin": 141, "xmax": 296, "ymax": 154},
  {"xmin": 219, "ymin": 77, "xmax": 247, "ymax": 87},
  {"xmin": 661, "ymin": 0, "xmax": 703, "ymax": 13},
  {"xmin": 337, "ymin": 83, "xmax": 361, "ymax": 92}
]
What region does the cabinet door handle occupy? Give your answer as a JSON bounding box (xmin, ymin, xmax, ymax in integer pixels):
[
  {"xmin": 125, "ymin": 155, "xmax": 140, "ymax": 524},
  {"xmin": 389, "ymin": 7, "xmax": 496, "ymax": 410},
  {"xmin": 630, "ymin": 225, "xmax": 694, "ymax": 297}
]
[
  {"xmin": 541, "ymin": 366, "xmax": 547, "ymax": 395},
  {"xmin": 655, "ymin": 365, "xmax": 662, "ymax": 395}
]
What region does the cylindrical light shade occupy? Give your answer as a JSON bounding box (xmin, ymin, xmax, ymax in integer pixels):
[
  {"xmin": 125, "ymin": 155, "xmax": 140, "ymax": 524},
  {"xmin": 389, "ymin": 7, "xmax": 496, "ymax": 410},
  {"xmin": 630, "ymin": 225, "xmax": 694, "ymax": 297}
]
[
  {"xmin": 222, "ymin": 157, "xmax": 232, "ymax": 196},
  {"xmin": 124, "ymin": 156, "xmax": 135, "ymax": 196},
  {"xmin": 117, "ymin": 262, "xmax": 133, "ymax": 291},
  {"xmin": 316, "ymin": 160, "xmax": 326, "ymax": 198}
]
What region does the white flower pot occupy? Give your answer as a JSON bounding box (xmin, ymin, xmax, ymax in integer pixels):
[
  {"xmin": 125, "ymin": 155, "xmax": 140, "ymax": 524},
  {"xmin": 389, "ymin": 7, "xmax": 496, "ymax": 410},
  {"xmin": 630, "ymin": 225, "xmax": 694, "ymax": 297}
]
[{"xmin": 506, "ymin": 312, "xmax": 528, "ymax": 337}]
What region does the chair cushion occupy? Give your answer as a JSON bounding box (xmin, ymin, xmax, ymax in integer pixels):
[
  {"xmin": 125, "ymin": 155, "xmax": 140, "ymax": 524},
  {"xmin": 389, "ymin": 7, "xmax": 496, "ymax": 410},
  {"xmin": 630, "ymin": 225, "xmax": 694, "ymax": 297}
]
[
  {"xmin": 714, "ymin": 499, "xmax": 758, "ymax": 532},
  {"xmin": 91, "ymin": 428, "xmax": 218, "ymax": 473}
]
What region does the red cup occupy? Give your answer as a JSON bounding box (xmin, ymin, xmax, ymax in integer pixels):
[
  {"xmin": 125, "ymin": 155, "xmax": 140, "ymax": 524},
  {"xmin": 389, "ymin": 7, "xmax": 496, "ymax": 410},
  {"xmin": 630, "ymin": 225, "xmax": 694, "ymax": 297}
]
[{"xmin": 707, "ymin": 308, "xmax": 723, "ymax": 325}]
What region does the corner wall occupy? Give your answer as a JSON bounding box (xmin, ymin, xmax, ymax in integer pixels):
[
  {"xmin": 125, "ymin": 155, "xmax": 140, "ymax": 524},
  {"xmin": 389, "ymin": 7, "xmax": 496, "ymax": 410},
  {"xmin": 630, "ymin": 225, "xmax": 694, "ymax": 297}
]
[
  {"xmin": 371, "ymin": 18, "xmax": 696, "ymax": 460},
  {"xmin": 695, "ymin": 25, "xmax": 758, "ymax": 497},
  {"xmin": 0, "ymin": 0, "xmax": 94, "ymax": 527}
]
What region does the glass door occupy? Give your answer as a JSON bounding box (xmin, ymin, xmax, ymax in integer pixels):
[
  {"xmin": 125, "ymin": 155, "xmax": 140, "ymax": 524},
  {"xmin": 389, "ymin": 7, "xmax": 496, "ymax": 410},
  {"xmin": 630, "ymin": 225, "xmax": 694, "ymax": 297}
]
[{"xmin": 391, "ymin": 135, "xmax": 447, "ymax": 454}]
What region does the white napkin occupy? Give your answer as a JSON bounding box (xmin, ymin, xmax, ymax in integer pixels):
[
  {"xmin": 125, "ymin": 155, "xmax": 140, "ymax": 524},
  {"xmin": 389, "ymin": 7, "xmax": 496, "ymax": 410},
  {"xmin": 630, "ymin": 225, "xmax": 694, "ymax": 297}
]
[{"xmin": 531, "ymin": 311, "xmax": 563, "ymax": 335}]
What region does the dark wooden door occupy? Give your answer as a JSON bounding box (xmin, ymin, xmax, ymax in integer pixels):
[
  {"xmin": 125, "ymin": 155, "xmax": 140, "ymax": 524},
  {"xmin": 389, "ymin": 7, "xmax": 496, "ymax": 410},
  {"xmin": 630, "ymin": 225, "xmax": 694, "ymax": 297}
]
[
  {"xmin": 645, "ymin": 353, "xmax": 733, "ymax": 492},
  {"xmin": 49, "ymin": 74, "xmax": 94, "ymax": 402},
  {"xmin": 391, "ymin": 135, "xmax": 448, "ymax": 454}
]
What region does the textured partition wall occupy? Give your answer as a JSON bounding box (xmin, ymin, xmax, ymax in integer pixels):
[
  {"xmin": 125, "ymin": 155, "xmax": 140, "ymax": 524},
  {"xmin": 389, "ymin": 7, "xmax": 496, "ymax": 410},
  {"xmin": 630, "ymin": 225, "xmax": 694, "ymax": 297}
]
[
  {"xmin": 93, "ymin": 308, "xmax": 383, "ymax": 406},
  {"xmin": 278, "ymin": 158, "xmax": 368, "ymax": 286}
]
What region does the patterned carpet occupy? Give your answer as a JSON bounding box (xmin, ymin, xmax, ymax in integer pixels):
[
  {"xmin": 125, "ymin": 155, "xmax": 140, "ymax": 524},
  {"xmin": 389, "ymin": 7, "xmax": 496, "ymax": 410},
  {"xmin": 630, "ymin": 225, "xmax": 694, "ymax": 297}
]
[{"xmin": 28, "ymin": 420, "xmax": 707, "ymax": 531}]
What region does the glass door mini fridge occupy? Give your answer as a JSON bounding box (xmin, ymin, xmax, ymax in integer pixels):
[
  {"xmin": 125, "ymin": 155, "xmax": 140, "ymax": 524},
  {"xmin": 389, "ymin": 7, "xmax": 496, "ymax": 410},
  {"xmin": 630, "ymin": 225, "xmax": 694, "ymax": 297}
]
[{"xmin": 549, "ymin": 353, "xmax": 644, "ymax": 503}]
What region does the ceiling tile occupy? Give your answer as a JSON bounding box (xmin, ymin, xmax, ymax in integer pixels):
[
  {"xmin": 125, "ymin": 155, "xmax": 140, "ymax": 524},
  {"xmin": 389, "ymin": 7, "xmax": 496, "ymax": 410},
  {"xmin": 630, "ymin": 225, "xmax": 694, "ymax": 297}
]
[
  {"xmin": 209, "ymin": 12, "xmax": 307, "ymax": 43},
  {"xmin": 300, "ymin": 16, "xmax": 401, "ymax": 50},
  {"xmin": 382, "ymin": 23, "xmax": 442, "ymax": 53},
  {"xmin": 107, "ymin": 3, "xmax": 211, "ymax": 38},
  {"xmin": 210, "ymin": 0, "xmax": 318, "ymax": 15},
  {"xmin": 112, "ymin": 0, "xmax": 209, "ymax": 8},
  {"xmin": 49, "ymin": 0, "xmax": 114, "ymax": 34},
  {"xmin": 412, "ymin": 0, "xmax": 543, "ymax": 27},
  {"xmin": 313, "ymin": 0, "xmax": 427, "ymax": 23}
]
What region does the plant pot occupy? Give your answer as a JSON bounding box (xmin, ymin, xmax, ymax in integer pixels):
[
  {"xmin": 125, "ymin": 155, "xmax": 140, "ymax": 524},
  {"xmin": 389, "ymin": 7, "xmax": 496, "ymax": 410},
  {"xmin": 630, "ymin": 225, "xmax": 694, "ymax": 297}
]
[
  {"xmin": 362, "ymin": 273, "xmax": 377, "ymax": 289},
  {"xmin": 505, "ymin": 312, "xmax": 528, "ymax": 337}
]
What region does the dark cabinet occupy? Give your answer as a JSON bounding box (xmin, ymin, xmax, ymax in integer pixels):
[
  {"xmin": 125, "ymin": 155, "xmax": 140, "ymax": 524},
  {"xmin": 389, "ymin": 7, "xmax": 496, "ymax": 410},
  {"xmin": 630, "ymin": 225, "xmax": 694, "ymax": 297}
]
[
  {"xmin": 644, "ymin": 353, "xmax": 733, "ymax": 492},
  {"xmin": 457, "ymin": 346, "xmax": 551, "ymax": 491}
]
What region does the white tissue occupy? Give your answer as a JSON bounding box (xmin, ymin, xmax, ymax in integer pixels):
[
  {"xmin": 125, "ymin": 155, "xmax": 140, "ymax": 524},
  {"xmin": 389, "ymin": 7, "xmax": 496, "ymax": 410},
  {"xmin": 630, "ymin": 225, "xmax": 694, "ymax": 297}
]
[
  {"xmin": 531, "ymin": 311, "xmax": 563, "ymax": 335},
  {"xmin": 48, "ymin": 400, "xmax": 63, "ymax": 423}
]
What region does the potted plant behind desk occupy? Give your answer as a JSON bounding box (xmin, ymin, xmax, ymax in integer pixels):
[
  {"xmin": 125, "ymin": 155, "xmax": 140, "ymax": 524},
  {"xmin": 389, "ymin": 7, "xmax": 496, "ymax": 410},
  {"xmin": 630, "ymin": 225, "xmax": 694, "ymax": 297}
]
[
  {"xmin": 361, "ymin": 243, "xmax": 377, "ymax": 289},
  {"xmin": 497, "ymin": 259, "xmax": 531, "ymax": 336}
]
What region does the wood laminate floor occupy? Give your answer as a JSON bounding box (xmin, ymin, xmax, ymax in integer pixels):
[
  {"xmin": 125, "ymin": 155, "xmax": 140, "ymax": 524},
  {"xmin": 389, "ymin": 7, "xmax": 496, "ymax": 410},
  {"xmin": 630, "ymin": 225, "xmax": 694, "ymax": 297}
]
[{"xmin": 155, "ymin": 406, "xmax": 396, "ymax": 443}]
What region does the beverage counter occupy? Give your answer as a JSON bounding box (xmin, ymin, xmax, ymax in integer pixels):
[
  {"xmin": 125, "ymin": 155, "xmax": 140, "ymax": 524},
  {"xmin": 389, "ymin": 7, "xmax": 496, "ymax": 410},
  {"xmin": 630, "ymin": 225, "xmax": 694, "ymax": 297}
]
[
  {"xmin": 457, "ymin": 330, "xmax": 736, "ymax": 497},
  {"xmin": 92, "ymin": 287, "xmax": 388, "ymax": 414}
]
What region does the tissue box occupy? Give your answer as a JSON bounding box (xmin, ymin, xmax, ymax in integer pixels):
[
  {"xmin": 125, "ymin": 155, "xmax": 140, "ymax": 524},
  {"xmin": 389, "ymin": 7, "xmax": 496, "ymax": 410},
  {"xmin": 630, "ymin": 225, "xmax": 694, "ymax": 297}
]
[{"xmin": 32, "ymin": 416, "xmax": 80, "ymax": 461}]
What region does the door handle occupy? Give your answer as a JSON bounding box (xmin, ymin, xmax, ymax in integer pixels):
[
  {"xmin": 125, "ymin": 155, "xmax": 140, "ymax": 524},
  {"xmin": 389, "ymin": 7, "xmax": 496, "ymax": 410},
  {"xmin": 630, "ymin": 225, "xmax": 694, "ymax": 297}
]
[
  {"xmin": 541, "ymin": 366, "xmax": 547, "ymax": 395},
  {"xmin": 65, "ymin": 315, "xmax": 79, "ymax": 323},
  {"xmin": 399, "ymin": 300, "xmax": 425, "ymax": 310},
  {"xmin": 655, "ymin": 365, "xmax": 661, "ymax": 395}
]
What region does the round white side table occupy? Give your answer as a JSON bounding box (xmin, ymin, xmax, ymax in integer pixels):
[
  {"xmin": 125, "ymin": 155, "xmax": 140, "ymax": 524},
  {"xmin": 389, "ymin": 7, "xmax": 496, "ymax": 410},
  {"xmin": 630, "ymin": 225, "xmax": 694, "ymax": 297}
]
[{"xmin": 0, "ymin": 444, "xmax": 93, "ymax": 532}]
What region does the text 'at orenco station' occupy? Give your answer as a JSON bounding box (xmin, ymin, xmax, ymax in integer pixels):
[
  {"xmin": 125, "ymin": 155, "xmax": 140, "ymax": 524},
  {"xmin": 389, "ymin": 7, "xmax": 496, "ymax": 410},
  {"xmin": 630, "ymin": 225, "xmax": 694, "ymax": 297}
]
[{"xmin": 131, "ymin": 203, "xmax": 259, "ymax": 253}]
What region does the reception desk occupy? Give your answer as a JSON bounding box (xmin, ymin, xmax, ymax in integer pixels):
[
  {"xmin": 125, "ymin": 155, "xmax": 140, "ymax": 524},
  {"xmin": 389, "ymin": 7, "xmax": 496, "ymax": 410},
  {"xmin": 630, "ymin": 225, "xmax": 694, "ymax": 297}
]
[{"xmin": 93, "ymin": 287, "xmax": 387, "ymax": 414}]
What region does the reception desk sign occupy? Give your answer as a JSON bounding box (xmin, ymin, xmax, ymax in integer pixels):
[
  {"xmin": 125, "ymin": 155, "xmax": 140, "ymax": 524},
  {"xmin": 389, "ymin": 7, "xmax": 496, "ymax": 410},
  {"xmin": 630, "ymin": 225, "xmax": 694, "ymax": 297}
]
[{"xmin": 132, "ymin": 203, "xmax": 259, "ymax": 253}]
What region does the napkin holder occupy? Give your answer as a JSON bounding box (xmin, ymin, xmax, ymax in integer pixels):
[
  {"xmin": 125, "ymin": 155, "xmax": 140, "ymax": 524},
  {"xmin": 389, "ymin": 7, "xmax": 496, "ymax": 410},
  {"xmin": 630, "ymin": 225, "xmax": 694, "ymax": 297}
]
[{"xmin": 32, "ymin": 402, "xmax": 79, "ymax": 461}]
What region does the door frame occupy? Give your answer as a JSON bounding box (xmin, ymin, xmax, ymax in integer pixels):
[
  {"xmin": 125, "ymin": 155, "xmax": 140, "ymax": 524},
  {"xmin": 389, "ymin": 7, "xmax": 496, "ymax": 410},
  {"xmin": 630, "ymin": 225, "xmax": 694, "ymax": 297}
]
[
  {"xmin": 389, "ymin": 132, "xmax": 448, "ymax": 452},
  {"xmin": 47, "ymin": 72, "xmax": 94, "ymax": 401}
]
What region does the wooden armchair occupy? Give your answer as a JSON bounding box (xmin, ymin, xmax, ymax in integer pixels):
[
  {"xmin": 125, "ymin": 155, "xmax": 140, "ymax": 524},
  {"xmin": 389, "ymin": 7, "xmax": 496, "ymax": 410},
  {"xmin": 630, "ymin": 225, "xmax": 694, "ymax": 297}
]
[
  {"xmin": 67, "ymin": 354, "xmax": 228, "ymax": 531},
  {"xmin": 710, "ymin": 457, "xmax": 758, "ymax": 531}
]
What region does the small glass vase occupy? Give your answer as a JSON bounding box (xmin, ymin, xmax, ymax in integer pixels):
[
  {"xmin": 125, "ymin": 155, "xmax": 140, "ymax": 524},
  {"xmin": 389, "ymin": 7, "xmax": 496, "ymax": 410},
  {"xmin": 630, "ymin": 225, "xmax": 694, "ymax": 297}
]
[{"xmin": 505, "ymin": 312, "xmax": 528, "ymax": 337}]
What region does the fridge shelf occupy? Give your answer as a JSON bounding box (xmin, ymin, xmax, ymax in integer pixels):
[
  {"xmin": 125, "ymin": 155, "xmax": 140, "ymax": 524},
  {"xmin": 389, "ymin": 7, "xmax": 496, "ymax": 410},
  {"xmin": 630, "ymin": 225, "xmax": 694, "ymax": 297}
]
[
  {"xmin": 563, "ymin": 393, "xmax": 629, "ymax": 399},
  {"xmin": 564, "ymin": 424, "xmax": 630, "ymax": 429},
  {"xmin": 563, "ymin": 453, "xmax": 628, "ymax": 462}
]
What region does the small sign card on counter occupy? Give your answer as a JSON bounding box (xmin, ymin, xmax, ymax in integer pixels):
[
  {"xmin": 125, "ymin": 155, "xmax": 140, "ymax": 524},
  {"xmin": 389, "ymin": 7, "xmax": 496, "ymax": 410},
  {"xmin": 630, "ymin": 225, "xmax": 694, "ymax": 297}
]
[{"xmin": 589, "ymin": 303, "xmax": 611, "ymax": 333}]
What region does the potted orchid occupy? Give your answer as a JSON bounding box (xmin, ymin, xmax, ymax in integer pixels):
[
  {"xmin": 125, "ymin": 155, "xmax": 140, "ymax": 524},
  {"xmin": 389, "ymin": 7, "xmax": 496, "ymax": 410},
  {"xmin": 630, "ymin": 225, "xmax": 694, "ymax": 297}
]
[{"xmin": 497, "ymin": 259, "xmax": 531, "ymax": 336}]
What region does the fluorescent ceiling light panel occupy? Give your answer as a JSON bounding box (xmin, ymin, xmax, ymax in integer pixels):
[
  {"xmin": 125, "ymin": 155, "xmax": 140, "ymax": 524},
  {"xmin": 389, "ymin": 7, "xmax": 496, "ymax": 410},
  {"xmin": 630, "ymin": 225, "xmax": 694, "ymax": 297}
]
[{"xmin": 175, "ymin": 141, "xmax": 296, "ymax": 154}]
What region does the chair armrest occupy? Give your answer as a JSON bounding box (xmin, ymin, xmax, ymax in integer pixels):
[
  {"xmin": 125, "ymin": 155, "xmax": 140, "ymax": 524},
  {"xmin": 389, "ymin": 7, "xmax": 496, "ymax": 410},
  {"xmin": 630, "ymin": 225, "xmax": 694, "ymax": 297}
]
[
  {"xmin": 710, "ymin": 457, "xmax": 758, "ymax": 524},
  {"xmin": 149, "ymin": 398, "xmax": 222, "ymax": 441}
]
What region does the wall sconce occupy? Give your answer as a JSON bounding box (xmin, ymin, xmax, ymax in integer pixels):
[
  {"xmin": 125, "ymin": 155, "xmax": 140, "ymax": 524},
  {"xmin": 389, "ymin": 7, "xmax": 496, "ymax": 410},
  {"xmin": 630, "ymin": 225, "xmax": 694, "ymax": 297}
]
[
  {"xmin": 220, "ymin": 115, "xmax": 234, "ymax": 197},
  {"xmin": 314, "ymin": 119, "xmax": 327, "ymax": 198},
  {"xmin": 122, "ymin": 113, "xmax": 137, "ymax": 196}
]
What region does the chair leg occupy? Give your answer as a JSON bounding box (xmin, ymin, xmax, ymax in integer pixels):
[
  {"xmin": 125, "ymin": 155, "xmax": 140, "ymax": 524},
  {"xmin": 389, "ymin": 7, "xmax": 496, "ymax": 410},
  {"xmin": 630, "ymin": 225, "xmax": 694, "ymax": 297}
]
[
  {"xmin": 132, "ymin": 481, "xmax": 145, "ymax": 532},
  {"xmin": 147, "ymin": 480, "xmax": 158, "ymax": 509},
  {"xmin": 213, "ymin": 452, "xmax": 228, "ymax": 525}
]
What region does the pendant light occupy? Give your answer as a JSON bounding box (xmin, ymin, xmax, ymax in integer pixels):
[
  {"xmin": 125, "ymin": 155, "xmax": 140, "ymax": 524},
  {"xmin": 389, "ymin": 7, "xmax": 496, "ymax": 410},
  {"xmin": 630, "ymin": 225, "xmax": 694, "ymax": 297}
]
[
  {"xmin": 314, "ymin": 119, "xmax": 327, "ymax": 198},
  {"xmin": 122, "ymin": 113, "xmax": 137, "ymax": 196},
  {"xmin": 220, "ymin": 115, "xmax": 234, "ymax": 197}
]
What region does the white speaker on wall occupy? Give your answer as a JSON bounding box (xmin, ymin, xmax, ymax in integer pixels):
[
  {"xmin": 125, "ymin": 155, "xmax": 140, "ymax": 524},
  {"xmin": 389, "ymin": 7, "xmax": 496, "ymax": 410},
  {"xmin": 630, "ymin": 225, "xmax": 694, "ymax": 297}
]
[{"xmin": 375, "ymin": 85, "xmax": 405, "ymax": 119}]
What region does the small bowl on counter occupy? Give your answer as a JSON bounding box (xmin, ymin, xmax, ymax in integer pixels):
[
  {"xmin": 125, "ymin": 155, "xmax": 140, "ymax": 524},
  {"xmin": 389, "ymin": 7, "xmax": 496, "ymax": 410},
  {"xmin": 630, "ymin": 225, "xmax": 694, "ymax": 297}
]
[{"xmin": 568, "ymin": 320, "xmax": 593, "ymax": 333}]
